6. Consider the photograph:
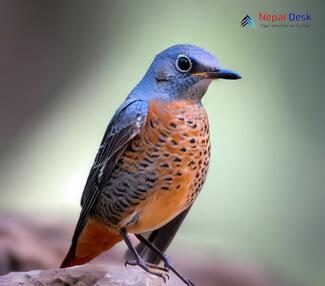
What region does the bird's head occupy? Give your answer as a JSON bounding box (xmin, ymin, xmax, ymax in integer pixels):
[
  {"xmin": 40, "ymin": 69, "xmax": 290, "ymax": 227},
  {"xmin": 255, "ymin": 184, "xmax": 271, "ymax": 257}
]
[{"xmin": 131, "ymin": 44, "xmax": 241, "ymax": 101}]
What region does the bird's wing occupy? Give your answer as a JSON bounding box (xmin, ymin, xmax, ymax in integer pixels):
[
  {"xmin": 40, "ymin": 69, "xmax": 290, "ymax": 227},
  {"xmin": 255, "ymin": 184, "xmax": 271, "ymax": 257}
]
[{"xmin": 71, "ymin": 99, "xmax": 148, "ymax": 243}]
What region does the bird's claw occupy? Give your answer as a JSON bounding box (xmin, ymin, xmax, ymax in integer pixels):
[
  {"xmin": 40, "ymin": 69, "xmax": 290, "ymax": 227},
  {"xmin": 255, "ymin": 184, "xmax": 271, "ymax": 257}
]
[
  {"xmin": 125, "ymin": 259, "xmax": 169, "ymax": 272},
  {"xmin": 124, "ymin": 259, "xmax": 170, "ymax": 282},
  {"xmin": 161, "ymin": 273, "xmax": 170, "ymax": 283}
]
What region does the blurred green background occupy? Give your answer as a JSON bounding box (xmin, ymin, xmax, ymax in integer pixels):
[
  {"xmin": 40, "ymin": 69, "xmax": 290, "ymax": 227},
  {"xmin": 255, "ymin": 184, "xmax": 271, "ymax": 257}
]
[{"xmin": 0, "ymin": 0, "xmax": 324, "ymax": 285}]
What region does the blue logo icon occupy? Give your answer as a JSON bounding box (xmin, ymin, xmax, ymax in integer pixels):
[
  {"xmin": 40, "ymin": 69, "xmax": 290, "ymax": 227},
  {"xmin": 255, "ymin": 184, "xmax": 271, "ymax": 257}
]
[{"xmin": 241, "ymin": 15, "xmax": 256, "ymax": 27}]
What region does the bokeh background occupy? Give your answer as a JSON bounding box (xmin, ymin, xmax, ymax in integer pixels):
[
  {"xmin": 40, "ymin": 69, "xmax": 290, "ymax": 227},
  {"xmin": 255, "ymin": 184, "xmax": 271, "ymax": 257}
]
[{"xmin": 0, "ymin": 0, "xmax": 324, "ymax": 285}]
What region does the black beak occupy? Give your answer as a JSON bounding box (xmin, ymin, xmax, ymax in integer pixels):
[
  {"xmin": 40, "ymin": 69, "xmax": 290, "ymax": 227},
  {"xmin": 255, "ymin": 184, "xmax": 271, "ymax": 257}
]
[{"xmin": 208, "ymin": 68, "xmax": 241, "ymax": 80}]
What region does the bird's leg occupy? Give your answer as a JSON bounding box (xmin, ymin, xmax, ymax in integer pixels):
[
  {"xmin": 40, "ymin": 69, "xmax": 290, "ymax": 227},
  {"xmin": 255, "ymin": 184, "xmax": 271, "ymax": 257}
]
[
  {"xmin": 125, "ymin": 260, "xmax": 168, "ymax": 272},
  {"xmin": 135, "ymin": 234, "xmax": 197, "ymax": 286},
  {"xmin": 119, "ymin": 228, "xmax": 169, "ymax": 282}
]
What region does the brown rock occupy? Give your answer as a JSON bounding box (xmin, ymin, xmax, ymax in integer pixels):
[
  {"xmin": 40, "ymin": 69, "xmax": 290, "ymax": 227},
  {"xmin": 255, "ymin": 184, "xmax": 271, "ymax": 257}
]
[{"xmin": 0, "ymin": 264, "xmax": 168, "ymax": 286}]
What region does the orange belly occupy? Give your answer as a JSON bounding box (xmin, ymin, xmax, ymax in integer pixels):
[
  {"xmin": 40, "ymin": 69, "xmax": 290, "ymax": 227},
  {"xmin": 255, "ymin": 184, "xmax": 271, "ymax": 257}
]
[{"xmin": 123, "ymin": 99, "xmax": 210, "ymax": 233}]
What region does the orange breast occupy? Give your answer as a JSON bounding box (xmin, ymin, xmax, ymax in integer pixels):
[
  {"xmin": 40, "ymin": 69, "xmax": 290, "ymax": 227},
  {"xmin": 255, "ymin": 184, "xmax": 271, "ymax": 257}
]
[{"xmin": 125, "ymin": 99, "xmax": 210, "ymax": 233}]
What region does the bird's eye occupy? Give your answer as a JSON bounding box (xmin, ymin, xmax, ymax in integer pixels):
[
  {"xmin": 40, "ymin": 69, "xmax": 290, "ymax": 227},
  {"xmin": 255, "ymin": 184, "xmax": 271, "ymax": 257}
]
[{"xmin": 175, "ymin": 55, "xmax": 192, "ymax": 73}]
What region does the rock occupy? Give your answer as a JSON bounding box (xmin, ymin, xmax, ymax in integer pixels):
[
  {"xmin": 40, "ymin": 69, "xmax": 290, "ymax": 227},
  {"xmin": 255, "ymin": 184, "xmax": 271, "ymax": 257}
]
[{"xmin": 0, "ymin": 264, "xmax": 168, "ymax": 286}]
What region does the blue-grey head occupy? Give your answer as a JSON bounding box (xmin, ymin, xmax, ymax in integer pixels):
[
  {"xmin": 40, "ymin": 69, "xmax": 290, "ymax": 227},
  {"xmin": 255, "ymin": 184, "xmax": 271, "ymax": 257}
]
[{"xmin": 129, "ymin": 44, "xmax": 241, "ymax": 101}]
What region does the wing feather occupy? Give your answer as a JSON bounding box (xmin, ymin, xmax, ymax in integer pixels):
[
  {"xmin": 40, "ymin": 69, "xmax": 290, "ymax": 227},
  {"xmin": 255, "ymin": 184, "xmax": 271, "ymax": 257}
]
[{"xmin": 71, "ymin": 99, "xmax": 148, "ymax": 243}]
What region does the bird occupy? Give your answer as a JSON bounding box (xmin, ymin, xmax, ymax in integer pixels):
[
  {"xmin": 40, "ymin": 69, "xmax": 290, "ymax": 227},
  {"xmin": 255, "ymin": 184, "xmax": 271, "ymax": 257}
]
[{"xmin": 61, "ymin": 44, "xmax": 241, "ymax": 285}]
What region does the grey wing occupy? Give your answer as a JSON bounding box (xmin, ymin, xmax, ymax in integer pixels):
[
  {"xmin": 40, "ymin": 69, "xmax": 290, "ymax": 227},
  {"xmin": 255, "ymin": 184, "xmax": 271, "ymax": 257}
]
[{"xmin": 71, "ymin": 99, "xmax": 148, "ymax": 243}]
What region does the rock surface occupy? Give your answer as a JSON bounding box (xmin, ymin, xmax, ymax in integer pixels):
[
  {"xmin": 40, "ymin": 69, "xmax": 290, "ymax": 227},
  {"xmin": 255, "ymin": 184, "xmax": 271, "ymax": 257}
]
[{"xmin": 0, "ymin": 264, "xmax": 168, "ymax": 286}]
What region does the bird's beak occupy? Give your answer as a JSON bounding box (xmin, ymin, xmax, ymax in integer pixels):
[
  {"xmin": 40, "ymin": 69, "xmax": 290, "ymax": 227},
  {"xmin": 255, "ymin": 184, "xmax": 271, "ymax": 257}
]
[{"xmin": 192, "ymin": 68, "xmax": 241, "ymax": 80}]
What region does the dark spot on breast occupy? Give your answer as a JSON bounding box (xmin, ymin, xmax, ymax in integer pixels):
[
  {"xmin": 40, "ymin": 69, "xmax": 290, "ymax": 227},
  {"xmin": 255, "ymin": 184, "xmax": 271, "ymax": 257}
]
[
  {"xmin": 108, "ymin": 203, "xmax": 121, "ymax": 215},
  {"xmin": 163, "ymin": 153, "xmax": 170, "ymax": 157},
  {"xmin": 122, "ymin": 182, "xmax": 130, "ymax": 188},
  {"xmin": 152, "ymin": 146, "xmax": 159, "ymax": 152},
  {"xmin": 158, "ymin": 138, "xmax": 166, "ymax": 144},
  {"xmin": 128, "ymin": 144, "xmax": 136, "ymax": 153},
  {"xmin": 180, "ymin": 147, "xmax": 187, "ymax": 152},
  {"xmin": 146, "ymin": 174, "xmax": 157, "ymax": 183},
  {"xmin": 150, "ymin": 153, "xmax": 159, "ymax": 158},
  {"xmin": 160, "ymin": 131, "xmax": 168, "ymax": 137},
  {"xmin": 174, "ymin": 157, "xmax": 182, "ymax": 162},
  {"xmin": 112, "ymin": 189, "xmax": 124, "ymax": 197},
  {"xmin": 170, "ymin": 122, "xmax": 177, "ymax": 128},
  {"xmin": 143, "ymin": 157, "xmax": 154, "ymax": 164},
  {"xmin": 160, "ymin": 163, "xmax": 169, "ymax": 168},
  {"xmin": 139, "ymin": 162, "xmax": 149, "ymax": 168},
  {"xmin": 171, "ymin": 140, "xmax": 178, "ymax": 146},
  {"xmin": 109, "ymin": 217, "xmax": 119, "ymax": 225},
  {"xmin": 164, "ymin": 177, "xmax": 173, "ymax": 181},
  {"xmin": 178, "ymin": 117, "xmax": 185, "ymax": 121},
  {"xmin": 130, "ymin": 193, "xmax": 141, "ymax": 200},
  {"xmin": 136, "ymin": 186, "xmax": 147, "ymax": 193},
  {"xmin": 176, "ymin": 171, "xmax": 182, "ymax": 176},
  {"xmin": 117, "ymin": 199, "xmax": 128, "ymax": 208},
  {"xmin": 189, "ymin": 138, "xmax": 195, "ymax": 144},
  {"xmin": 161, "ymin": 186, "xmax": 169, "ymax": 191},
  {"xmin": 176, "ymin": 185, "xmax": 181, "ymax": 189}
]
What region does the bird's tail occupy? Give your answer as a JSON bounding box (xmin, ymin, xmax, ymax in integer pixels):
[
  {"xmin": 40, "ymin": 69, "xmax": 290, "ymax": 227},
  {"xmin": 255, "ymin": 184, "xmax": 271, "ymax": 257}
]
[{"xmin": 61, "ymin": 219, "xmax": 122, "ymax": 268}]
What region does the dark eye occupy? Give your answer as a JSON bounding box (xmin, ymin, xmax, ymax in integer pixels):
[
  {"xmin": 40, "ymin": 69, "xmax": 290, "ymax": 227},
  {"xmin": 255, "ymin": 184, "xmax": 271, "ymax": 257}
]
[{"xmin": 176, "ymin": 55, "xmax": 192, "ymax": 72}]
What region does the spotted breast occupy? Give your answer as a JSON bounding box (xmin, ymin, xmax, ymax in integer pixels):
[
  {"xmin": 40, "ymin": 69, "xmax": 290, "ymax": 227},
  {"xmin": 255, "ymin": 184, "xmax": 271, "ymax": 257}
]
[{"xmin": 93, "ymin": 99, "xmax": 210, "ymax": 233}]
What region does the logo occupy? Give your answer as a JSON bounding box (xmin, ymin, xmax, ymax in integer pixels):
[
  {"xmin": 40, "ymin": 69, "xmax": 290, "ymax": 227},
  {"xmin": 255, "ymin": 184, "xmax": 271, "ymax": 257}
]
[
  {"xmin": 241, "ymin": 12, "xmax": 311, "ymax": 29},
  {"xmin": 241, "ymin": 15, "xmax": 256, "ymax": 27},
  {"xmin": 259, "ymin": 12, "xmax": 311, "ymax": 22}
]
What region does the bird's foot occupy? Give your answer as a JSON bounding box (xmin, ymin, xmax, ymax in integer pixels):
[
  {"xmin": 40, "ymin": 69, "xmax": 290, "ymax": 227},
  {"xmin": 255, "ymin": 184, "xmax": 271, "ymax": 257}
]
[
  {"xmin": 160, "ymin": 255, "xmax": 197, "ymax": 286},
  {"xmin": 124, "ymin": 259, "xmax": 169, "ymax": 282},
  {"xmin": 125, "ymin": 259, "xmax": 169, "ymax": 272},
  {"xmin": 134, "ymin": 234, "xmax": 198, "ymax": 286}
]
